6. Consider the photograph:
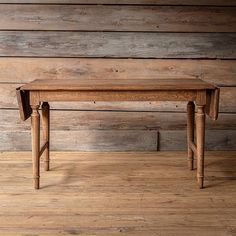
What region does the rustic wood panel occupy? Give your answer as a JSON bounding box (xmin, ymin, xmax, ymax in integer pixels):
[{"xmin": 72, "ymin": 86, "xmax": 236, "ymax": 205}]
[
  {"xmin": 0, "ymin": 32, "xmax": 235, "ymax": 58},
  {"xmin": 1, "ymin": 5, "xmax": 235, "ymax": 32},
  {"xmin": 0, "ymin": 84, "xmax": 235, "ymax": 112},
  {"xmin": 0, "ymin": 3, "xmax": 235, "ymax": 151},
  {"xmin": 159, "ymin": 130, "xmax": 236, "ymax": 150},
  {"xmin": 1, "ymin": 58, "xmax": 236, "ymax": 86},
  {"xmin": 2, "ymin": 110, "xmax": 236, "ymax": 131},
  {"xmin": 0, "ymin": 130, "xmax": 158, "ymax": 151},
  {"xmin": 1, "ymin": 120, "xmax": 236, "ymax": 151},
  {"xmin": 0, "ymin": 0, "xmax": 235, "ymax": 5}
]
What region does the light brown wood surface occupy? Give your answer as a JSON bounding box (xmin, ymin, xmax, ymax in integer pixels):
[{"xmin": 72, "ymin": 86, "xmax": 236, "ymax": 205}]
[
  {"xmin": 31, "ymin": 105, "xmax": 40, "ymax": 189},
  {"xmin": 0, "ymin": 151, "xmax": 235, "ymax": 234},
  {"xmin": 20, "ymin": 78, "xmax": 216, "ymax": 189},
  {"xmin": 196, "ymin": 105, "xmax": 205, "ymax": 188},
  {"xmin": 0, "ymin": 5, "xmax": 235, "ymax": 32},
  {"xmin": 21, "ymin": 78, "xmax": 215, "ymax": 90},
  {"xmin": 4, "ymin": 85, "xmax": 234, "ymax": 112}
]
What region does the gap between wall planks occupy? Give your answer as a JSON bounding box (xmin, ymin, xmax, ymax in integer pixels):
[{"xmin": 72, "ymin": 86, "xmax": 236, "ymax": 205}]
[{"xmin": 0, "ymin": 0, "xmax": 236, "ymax": 5}]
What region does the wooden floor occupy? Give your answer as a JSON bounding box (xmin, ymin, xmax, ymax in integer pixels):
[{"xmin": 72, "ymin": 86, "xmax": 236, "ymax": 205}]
[{"xmin": 0, "ymin": 151, "xmax": 236, "ymax": 236}]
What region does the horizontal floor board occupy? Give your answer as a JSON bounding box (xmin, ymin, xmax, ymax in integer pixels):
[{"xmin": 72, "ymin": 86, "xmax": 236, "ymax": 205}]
[
  {"xmin": 2, "ymin": 110, "xmax": 236, "ymax": 131},
  {"xmin": 0, "ymin": 207, "xmax": 235, "ymax": 216},
  {"xmin": 1, "ymin": 58, "xmax": 236, "ymax": 86},
  {"xmin": 0, "ymin": 5, "xmax": 235, "ymax": 32},
  {"xmin": 1, "ymin": 159, "xmax": 235, "ymax": 178},
  {"xmin": 0, "ymin": 228, "xmax": 231, "ymax": 236},
  {"xmin": 0, "ymin": 32, "xmax": 235, "ymax": 58},
  {"xmin": 0, "ymin": 215, "xmax": 229, "ymax": 228},
  {"xmin": 1, "ymin": 179, "xmax": 235, "ymax": 195},
  {"xmin": 1, "ymin": 84, "xmax": 235, "ymax": 112}
]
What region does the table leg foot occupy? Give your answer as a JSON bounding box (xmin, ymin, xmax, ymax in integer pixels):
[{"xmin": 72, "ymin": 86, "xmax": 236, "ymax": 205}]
[
  {"xmin": 44, "ymin": 161, "xmax": 50, "ymax": 171},
  {"xmin": 197, "ymin": 176, "xmax": 204, "ymax": 189},
  {"xmin": 188, "ymin": 159, "xmax": 194, "ymax": 171},
  {"xmin": 34, "ymin": 177, "xmax": 40, "ymax": 189}
]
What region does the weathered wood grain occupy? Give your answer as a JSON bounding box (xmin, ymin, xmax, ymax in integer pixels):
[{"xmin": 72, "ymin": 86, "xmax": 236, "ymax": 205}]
[
  {"xmin": 1, "ymin": 128, "xmax": 236, "ymax": 151},
  {"xmin": 0, "ymin": 84, "xmax": 235, "ymax": 112},
  {"xmin": 21, "ymin": 78, "xmax": 215, "ymax": 90},
  {"xmin": 0, "ymin": 128, "xmax": 236, "ymax": 151},
  {"xmin": 1, "ymin": 5, "xmax": 235, "ymax": 32},
  {"xmin": 0, "ymin": 224, "xmax": 232, "ymax": 235},
  {"xmin": 1, "ymin": 58, "xmax": 236, "ymax": 86},
  {"xmin": 0, "ymin": 32, "xmax": 235, "ymax": 58},
  {"xmin": 0, "ymin": 214, "xmax": 233, "ymax": 228},
  {"xmin": 2, "ymin": 110, "xmax": 236, "ymax": 131},
  {"xmin": 159, "ymin": 130, "xmax": 236, "ymax": 150},
  {"xmin": 0, "ymin": 83, "xmax": 186, "ymax": 110},
  {"xmin": 219, "ymin": 87, "xmax": 236, "ymax": 113},
  {"xmin": 0, "ymin": 3, "xmax": 235, "ymax": 152},
  {"xmin": 0, "ymin": 130, "xmax": 158, "ymax": 151},
  {"xmin": 0, "ymin": 0, "xmax": 235, "ymax": 5},
  {"xmin": 0, "ymin": 151, "xmax": 235, "ymax": 234}
]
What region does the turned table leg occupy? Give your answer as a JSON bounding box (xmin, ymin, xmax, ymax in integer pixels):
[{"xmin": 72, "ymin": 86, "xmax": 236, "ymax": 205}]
[
  {"xmin": 42, "ymin": 102, "xmax": 50, "ymax": 171},
  {"xmin": 31, "ymin": 105, "xmax": 40, "ymax": 189},
  {"xmin": 196, "ymin": 105, "xmax": 205, "ymax": 189},
  {"xmin": 187, "ymin": 101, "xmax": 195, "ymax": 170}
]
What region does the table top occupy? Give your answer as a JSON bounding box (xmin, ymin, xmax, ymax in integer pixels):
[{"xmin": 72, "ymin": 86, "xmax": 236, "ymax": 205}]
[{"xmin": 21, "ymin": 78, "xmax": 216, "ymax": 91}]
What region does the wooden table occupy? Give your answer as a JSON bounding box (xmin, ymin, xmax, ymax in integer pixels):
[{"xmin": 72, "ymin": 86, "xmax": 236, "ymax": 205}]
[{"xmin": 16, "ymin": 79, "xmax": 219, "ymax": 189}]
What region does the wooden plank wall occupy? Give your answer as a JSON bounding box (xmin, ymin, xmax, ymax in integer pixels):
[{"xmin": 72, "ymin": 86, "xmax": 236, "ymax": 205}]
[{"xmin": 0, "ymin": 1, "xmax": 236, "ymax": 151}]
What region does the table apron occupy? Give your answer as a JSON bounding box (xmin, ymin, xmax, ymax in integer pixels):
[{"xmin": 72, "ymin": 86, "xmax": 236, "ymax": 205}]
[{"xmin": 30, "ymin": 90, "xmax": 199, "ymax": 104}]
